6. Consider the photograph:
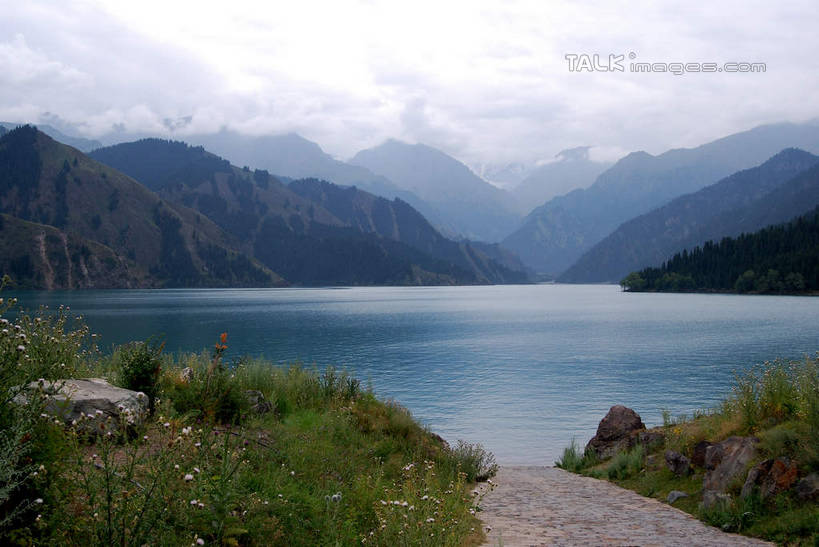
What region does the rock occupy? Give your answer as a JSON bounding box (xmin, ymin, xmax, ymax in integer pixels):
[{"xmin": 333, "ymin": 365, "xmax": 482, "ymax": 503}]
[
  {"xmin": 703, "ymin": 436, "xmax": 757, "ymax": 493},
  {"xmin": 585, "ymin": 405, "xmax": 646, "ymax": 459},
  {"xmin": 180, "ymin": 367, "xmax": 194, "ymax": 383},
  {"xmin": 741, "ymin": 458, "xmax": 799, "ymax": 499},
  {"xmin": 691, "ymin": 440, "xmax": 713, "ymax": 468},
  {"xmin": 244, "ymin": 390, "xmax": 273, "ymax": 415},
  {"xmin": 795, "ymin": 473, "xmax": 819, "ymax": 501},
  {"xmin": 667, "ymin": 490, "xmax": 689, "ymax": 504},
  {"xmin": 665, "ymin": 450, "xmax": 691, "ymax": 476},
  {"xmin": 637, "ymin": 430, "xmax": 665, "ymax": 449},
  {"xmin": 429, "ymin": 432, "xmax": 450, "ymax": 450},
  {"xmin": 13, "ymin": 378, "xmax": 148, "ymax": 433},
  {"xmin": 702, "ymin": 490, "xmax": 733, "ymax": 509}
]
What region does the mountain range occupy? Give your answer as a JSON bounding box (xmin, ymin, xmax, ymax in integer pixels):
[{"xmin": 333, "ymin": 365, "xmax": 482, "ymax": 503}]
[
  {"xmin": 0, "ymin": 126, "xmax": 278, "ymax": 289},
  {"xmin": 561, "ymin": 148, "xmax": 819, "ymax": 282},
  {"xmin": 89, "ymin": 137, "xmax": 527, "ymax": 286},
  {"xmin": 509, "ymin": 147, "xmax": 611, "ymax": 215},
  {"xmin": 502, "ymin": 121, "xmax": 819, "ymax": 276},
  {"xmin": 350, "ymin": 140, "xmax": 521, "ymax": 242}
]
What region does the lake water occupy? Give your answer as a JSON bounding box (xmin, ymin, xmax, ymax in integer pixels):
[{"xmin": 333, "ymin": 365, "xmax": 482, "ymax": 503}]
[{"xmin": 10, "ymin": 285, "xmax": 818, "ymax": 464}]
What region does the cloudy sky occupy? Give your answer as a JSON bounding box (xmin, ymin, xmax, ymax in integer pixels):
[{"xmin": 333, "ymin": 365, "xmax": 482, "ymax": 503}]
[{"xmin": 2, "ymin": 0, "xmax": 818, "ymax": 172}]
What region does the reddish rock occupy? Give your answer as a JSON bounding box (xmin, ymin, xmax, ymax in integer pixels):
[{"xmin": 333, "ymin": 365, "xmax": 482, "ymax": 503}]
[
  {"xmin": 585, "ymin": 405, "xmax": 646, "ymax": 459},
  {"xmin": 741, "ymin": 458, "xmax": 799, "ymax": 499}
]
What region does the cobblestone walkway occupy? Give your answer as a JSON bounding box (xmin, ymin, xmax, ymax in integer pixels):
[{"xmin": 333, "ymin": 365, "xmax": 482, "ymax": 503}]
[{"xmin": 478, "ymin": 466, "xmax": 771, "ymax": 546}]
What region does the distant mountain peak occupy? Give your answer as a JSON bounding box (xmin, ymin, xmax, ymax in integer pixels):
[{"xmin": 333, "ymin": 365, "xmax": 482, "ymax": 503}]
[{"xmin": 555, "ymin": 146, "xmax": 592, "ymax": 162}]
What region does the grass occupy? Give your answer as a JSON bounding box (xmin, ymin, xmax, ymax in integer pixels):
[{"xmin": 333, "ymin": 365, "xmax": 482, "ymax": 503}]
[
  {"xmin": 0, "ymin": 294, "xmax": 493, "ymax": 545},
  {"xmin": 558, "ymin": 354, "xmax": 819, "ymax": 546}
]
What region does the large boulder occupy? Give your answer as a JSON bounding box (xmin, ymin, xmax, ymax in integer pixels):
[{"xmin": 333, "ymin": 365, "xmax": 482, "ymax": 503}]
[
  {"xmin": 13, "ymin": 378, "xmax": 148, "ymax": 433},
  {"xmin": 585, "ymin": 405, "xmax": 646, "ymax": 459},
  {"xmin": 703, "ymin": 436, "xmax": 758, "ymax": 493},
  {"xmin": 741, "ymin": 457, "xmax": 799, "ymax": 499}
]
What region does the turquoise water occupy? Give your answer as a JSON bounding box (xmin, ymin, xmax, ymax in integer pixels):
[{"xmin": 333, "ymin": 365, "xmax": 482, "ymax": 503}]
[{"xmin": 11, "ymin": 285, "xmax": 819, "ymax": 464}]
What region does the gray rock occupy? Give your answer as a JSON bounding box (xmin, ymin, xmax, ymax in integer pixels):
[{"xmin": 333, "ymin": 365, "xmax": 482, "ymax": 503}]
[
  {"xmin": 795, "ymin": 473, "xmax": 819, "ymax": 501},
  {"xmin": 703, "ymin": 436, "xmax": 757, "ymax": 493},
  {"xmin": 244, "ymin": 390, "xmax": 273, "ymax": 415},
  {"xmin": 13, "ymin": 378, "xmax": 148, "ymax": 433},
  {"xmin": 180, "ymin": 367, "xmax": 194, "ymax": 383},
  {"xmin": 667, "ymin": 490, "xmax": 689, "ymax": 504},
  {"xmin": 585, "ymin": 405, "xmax": 646, "ymax": 459},
  {"xmin": 702, "ymin": 490, "xmax": 733, "ymax": 509},
  {"xmin": 665, "ymin": 450, "xmax": 691, "ymax": 476},
  {"xmin": 741, "ymin": 457, "xmax": 799, "ymax": 499},
  {"xmin": 637, "ymin": 430, "xmax": 665, "ymax": 449},
  {"xmin": 691, "ymin": 440, "xmax": 713, "ymax": 468}
]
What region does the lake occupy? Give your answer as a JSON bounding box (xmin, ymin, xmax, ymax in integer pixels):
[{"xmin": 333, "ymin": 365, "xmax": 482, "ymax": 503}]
[{"xmin": 9, "ymin": 285, "xmax": 818, "ymax": 464}]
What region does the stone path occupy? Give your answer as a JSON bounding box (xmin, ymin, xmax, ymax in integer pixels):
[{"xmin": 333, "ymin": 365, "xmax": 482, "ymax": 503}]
[{"xmin": 478, "ymin": 466, "xmax": 771, "ymax": 546}]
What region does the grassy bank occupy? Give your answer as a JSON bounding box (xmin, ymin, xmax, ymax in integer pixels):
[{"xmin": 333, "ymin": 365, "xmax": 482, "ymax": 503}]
[
  {"xmin": 557, "ymin": 355, "xmax": 819, "ymax": 545},
  {"xmin": 0, "ymin": 295, "xmax": 495, "ymax": 546}
]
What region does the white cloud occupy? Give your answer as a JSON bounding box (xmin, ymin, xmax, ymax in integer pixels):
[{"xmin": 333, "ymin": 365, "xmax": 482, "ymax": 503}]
[{"xmin": 0, "ymin": 0, "xmax": 817, "ymax": 169}]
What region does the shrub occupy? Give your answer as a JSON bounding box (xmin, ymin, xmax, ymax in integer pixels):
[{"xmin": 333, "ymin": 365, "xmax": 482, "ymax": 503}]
[
  {"xmin": 555, "ymin": 438, "xmax": 598, "ymax": 472},
  {"xmin": 605, "ymin": 445, "xmax": 644, "ymax": 480},
  {"xmin": 116, "ymin": 339, "xmax": 164, "ymax": 411},
  {"xmin": 451, "ymin": 440, "xmax": 498, "ymax": 482}
]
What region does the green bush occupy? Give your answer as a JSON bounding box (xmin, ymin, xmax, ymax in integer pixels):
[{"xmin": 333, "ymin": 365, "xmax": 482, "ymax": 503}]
[
  {"xmin": 605, "ymin": 445, "xmax": 644, "ymax": 480},
  {"xmin": 116, "ymin": 339, "xmax": 164, "ymax": 411},
  {"xmin": 555, "ymin": 438, "xmax": 598, "ymax": 472},
  {"xmin": 451, "ymin": 440, "xmax": 498, "ymax": 482}
]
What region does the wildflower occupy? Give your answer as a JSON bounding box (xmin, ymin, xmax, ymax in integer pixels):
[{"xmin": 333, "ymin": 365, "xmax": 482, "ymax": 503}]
[
  {"xmin": 290, "ymin": 471, "xmax": 295, "ymax": 476},
  {"xmin": 34, "ymin": 498, "xmax": 43, "ymax": 504},
  {"xmin": 182, "ymin": 426, "xmax": 191, "ymax": 435},
  {"xmin": 196, "ymin": 539, "xmax": 205, "ymax": 545},
  {"xmin": 174, "ymin": 464, "xmax": 180, "ymax": 470},
  {"xmin": 421, "ymin": 495, "xmax": 429, "ymax": 501},
  {"xmin": 163, "ymin": 422, "xmax": 170, "ymax": 428},
  {"xmin": 194, "ymin": 442, "xmax": 201, "ymax": 447},
  {"xmin": 401, "ymin": 501, "xmax": 408, "ymax": 507},
  {"xmin": 17, "ymin": 345, "xmax": 26, "ymax": 352},
  {"xmin": 143, "ymin": 435, "xmax": 149, "ymax": 441},
  {"xmin": 193, "ymin": 467, "xmax": 200, "ymax": 474},
  {"xmin": 184, "ymin": 474, "xmax": 194, "ymax": 482},
  {"xmin": 426, "ymin": 517, "xmax": 434, "ymax": 523},
  {"xmin": 190, "ymin": 499, "xmax": 198, "ymax": 505}
]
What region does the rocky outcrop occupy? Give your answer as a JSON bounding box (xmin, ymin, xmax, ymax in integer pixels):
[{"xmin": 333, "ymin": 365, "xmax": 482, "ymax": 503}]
[
  {"xmin": 665, "ymin": 450, "xmax": 691, "ymax": 477},
  {"xmin": 741, "ymin": 458, "xmax": 799, "ymax": 499},
  {"xmin": 586, "ymin": 405, "xmax": 646, "ymax": 459},
  {"xmin": 13, "ymin": 378, "xmax": 148, "ymax": 433},
  {"xmin": 702, "ymin": 436, "xmax": 757, "ymax": 507}
]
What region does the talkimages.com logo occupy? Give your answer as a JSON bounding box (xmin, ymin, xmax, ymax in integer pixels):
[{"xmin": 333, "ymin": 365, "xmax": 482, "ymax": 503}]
[{"xmin": 565, "ymin": 52, "xmax": 766, "ymax": 75}]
